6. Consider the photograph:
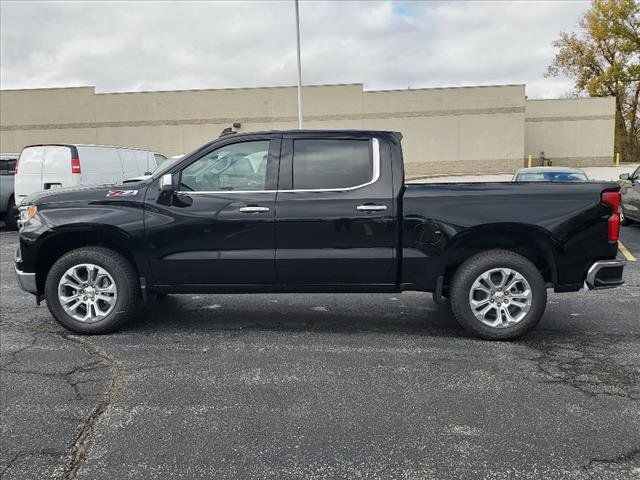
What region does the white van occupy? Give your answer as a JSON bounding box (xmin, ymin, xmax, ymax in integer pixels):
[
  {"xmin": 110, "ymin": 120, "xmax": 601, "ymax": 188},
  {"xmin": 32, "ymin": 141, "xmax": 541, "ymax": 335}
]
[{"xmin": 14, "ymin": 144, "xmax": 164, "ymax": 204}]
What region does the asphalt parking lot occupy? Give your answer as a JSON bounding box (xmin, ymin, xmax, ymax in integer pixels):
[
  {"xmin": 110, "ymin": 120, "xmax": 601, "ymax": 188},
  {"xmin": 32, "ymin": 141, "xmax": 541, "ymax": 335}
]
[{"xmin": 1, "ymin": 227, "xmax": 639, "ymax": 480}]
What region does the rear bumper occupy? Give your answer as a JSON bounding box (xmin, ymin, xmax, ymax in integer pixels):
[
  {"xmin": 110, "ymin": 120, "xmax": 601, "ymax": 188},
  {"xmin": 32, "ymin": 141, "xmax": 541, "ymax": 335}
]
[
  {"xmin": 15, "ymin": 267, "xmax": 37, "ymax": 295},
  {"xmin": 585, "ymin": 259, "xmax": 625, "ymax": 290}
]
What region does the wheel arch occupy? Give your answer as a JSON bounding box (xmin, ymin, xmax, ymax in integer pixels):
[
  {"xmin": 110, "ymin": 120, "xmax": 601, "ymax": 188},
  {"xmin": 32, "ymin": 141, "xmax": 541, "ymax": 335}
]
[
  {"xmin": 442, "ymin": 223, "xmax": 559, "ymax": 289},
  {"xmin": 34, "ymin": 225, "xmax": 141, "ymax": 292}
]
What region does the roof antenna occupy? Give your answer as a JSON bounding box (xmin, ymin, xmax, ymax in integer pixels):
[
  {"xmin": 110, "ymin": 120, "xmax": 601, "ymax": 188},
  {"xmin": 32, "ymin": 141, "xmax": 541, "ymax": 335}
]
[{"xmin": 219, "ymin": 127, "xmax": 235, "ymax": 137}]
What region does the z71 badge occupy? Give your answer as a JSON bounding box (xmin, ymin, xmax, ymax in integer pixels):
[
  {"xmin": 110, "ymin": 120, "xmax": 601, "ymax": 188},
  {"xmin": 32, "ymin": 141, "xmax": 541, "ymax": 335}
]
[{"xmin": 106, "ymin": 189, "xmax": 138, "ymax": 197}]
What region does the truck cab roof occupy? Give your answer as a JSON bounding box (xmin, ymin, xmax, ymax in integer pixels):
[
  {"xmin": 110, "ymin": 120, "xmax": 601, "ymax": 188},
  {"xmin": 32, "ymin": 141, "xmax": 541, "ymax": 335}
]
[{"xmin": 213, "ymin": 129, "xmax": 403, "ymax": 140}]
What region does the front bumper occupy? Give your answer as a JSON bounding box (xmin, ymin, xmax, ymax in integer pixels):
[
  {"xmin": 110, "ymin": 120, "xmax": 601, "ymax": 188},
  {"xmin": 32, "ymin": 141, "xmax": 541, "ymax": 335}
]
[
  {"xmin": 585, "ymin": 259, "xmax": 625, "ymax": 290},
  {"xmin": 15, "ymin": 267, "xmax": 37, "ymax": 295}
]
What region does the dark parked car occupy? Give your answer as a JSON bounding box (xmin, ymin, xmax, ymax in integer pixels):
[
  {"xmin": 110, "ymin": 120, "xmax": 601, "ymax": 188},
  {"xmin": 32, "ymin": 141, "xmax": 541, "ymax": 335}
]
[
  {"xmin": 620, "ymin": 165, "xmax": 640, "ymax": 225},
  {"xmin": 0, "ymin": 153, "xmax": 19, "ymax": 230},
  {"xmin": 513, "ymin": 166, "xmax": 589, "ymax": 182},
  {"xmin": 15, "ymin": 130, "xmax": 625, "ymax": 340}
]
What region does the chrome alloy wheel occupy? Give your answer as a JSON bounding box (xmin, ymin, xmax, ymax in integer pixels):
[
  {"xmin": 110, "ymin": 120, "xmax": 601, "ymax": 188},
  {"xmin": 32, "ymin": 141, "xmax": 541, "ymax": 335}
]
[
  {"xmin": 57, "ymin": 263, "xmax": 118, "ymax": 323},
  {"xmin": 468, "ymin": 267, "xmax": 532, "ymax": 328}
]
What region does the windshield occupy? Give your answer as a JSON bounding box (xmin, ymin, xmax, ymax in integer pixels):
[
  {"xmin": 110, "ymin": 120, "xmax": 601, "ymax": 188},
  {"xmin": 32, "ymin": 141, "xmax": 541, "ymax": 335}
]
[
  {"xmin": 515, "ymin": 171, "xmax": 588, "ymax": 182},
  {"xmin": 151, "ymin": 156, "xmax": 183, "ymax": 177},
  {"xmin": 151, "ymin": 160, "xmax": 175, "ymax": 174}
]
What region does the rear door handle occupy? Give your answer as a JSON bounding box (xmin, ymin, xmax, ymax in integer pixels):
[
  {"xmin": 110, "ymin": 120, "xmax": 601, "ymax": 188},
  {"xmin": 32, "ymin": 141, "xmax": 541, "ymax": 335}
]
[
  {"xmin": 239, "ymin": 206, "xmax": 270, "ymax": 213},
  {"xmin": 356, "ymin": 204, "xmax": 387, "ymax": 212}
]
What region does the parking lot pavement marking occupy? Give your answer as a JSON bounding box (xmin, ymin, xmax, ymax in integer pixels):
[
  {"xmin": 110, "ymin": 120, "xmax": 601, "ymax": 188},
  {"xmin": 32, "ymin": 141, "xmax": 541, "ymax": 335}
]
[{"xmin": 618, "ymin": 241, "xmax": 637, "ymax": 262}]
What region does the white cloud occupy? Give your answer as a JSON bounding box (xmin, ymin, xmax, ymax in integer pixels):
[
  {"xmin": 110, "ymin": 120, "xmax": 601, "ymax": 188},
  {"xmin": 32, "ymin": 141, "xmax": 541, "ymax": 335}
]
[{"xmin": 0, "ymin": 0, "xmax": 590, "ymax": 98}]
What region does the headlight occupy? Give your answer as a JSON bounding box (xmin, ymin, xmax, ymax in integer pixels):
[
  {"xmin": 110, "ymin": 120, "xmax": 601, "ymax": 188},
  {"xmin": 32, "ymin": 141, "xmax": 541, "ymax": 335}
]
[{"xmin": 19, "ymin": 205, "xmax": 38, "ymax": 223}]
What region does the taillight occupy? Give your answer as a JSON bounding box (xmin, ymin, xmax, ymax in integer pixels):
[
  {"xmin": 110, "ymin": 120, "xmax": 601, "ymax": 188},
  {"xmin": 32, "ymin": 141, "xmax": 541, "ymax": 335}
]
[
  {"xmin": 601, "ymin": 190, "xmax": 621, "ymax": 242},
  {"xmin": 71, "ymin": 157, "xmax": 81, "ymax": 174}
]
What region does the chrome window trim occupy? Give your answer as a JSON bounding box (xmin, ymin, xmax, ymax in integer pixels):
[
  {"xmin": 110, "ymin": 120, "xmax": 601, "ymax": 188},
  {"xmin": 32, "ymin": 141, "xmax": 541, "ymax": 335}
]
[{"xmin": 176, "ymin": 138, "xmax": 380, "ymax": 195}]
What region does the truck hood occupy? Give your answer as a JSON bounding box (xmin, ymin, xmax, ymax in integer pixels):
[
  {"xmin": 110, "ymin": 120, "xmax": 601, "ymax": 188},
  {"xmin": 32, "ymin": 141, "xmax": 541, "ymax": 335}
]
[
  {"xmin": 123, "ymin": 175, "xmax": 153, "ymax": 184},
  {"xmin": 21, "ymin": 182, "xmax": 148, "ymax": 206}
]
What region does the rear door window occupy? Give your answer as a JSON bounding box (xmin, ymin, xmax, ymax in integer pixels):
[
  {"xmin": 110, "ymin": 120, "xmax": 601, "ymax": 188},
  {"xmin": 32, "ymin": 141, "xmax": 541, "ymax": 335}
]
[
  {"xmin": 18, "ymin": 146, "xmax": 44, "ymax": 174},
  {"xmin": 117, "ymin": 150, "xmax": 139, "ymax": 178},
  {"xmin": 517, "ymin": 172, "xmax": 586, "ymax": 182},
  {"xmin": 516, "ymin": 173, "xmax": 546, "ymax": 181},
  {"xmin": 291, "ymin": 139, "xmax": 372, "ymax": 190},
  {"xmin": 43, "ymin": 146, "xmax": 72, "ymax": 174},
  {"xmin": 0, "ymin": 159, "xmax": 17, "ymax": 175},
  {"xmin": 78, "ymin": 147, "xmax": 121, "ymax": 174},
  {"xmin": 133, "ymin": 151, "xmax": 150, "ymax": 174}
]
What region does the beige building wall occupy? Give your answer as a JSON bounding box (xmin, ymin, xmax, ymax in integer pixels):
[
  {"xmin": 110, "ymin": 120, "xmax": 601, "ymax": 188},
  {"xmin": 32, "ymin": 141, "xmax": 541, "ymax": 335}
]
[
  {"xmin": 363, "ymin": 85, "xmax": 525, "ymax": 176},
  {"xmin": 0, "ymin": 83, "xmax": 614, "ymax": 177},
  {"xmin": 524, "ymin": 97, "xmax": 615, "ymax": 167},
  {"xmin": 0, "ymin": 84, "xmax": 364, "ymax": 157}
]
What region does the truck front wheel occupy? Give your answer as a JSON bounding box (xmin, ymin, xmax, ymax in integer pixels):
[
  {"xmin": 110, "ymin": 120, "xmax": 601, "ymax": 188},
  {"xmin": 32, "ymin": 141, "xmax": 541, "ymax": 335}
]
[
  {"xmin": 45, "ymin": 247, "xmax": 140, "ymax": 334},
  {"xmin": 449, "ymin": 250, "xmax": 547, "ymax": 340}
]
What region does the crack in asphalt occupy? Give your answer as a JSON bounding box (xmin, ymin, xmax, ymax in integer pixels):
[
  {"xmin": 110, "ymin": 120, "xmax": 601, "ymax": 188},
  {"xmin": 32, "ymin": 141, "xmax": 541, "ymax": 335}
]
[
  {"xmin": 55, "ymin": 333, "xmax": 125, "ymax": 480},
  {"xmin": 584, "ymin": 447, "xmax": 640, "ymax": 470},
  {"xmin": 2, "ymin": 361, "xmax": 105, "ymax": 401},
  {"xmin": 524, "ymin": 337, "xmax": 640, "ymax": 400},
  {"xmin": 0, "ymin": 311, "xmax": 124, "ymax": 478},
  {"xmin": 0, "ymin": 330, "xmax": 40, "ymax": 369}
]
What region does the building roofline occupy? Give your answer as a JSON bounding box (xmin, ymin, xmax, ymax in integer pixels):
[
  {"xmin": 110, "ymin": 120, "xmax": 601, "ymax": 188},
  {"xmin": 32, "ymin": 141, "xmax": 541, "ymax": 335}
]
[
  {"xmin": 0, "ymin": 85, "xmax": 95, "ymax": 93},
  {"xmin": 95, "ymin": 83, "xmax": 365, "ymax": 95},
  {"xmin": 526, "ymin": 96, "xmax": 615, "ymax": 102},
  {"xmin": 365, "ymin": 83, "xmax": 526, "ymax": 93},
  {"xmin": 1, "ymin": 83, "xmax": 364, "ymax": 95},
  {"xmin": 1, "ymin": 82, "xmax": 528, "ymax": 96}
]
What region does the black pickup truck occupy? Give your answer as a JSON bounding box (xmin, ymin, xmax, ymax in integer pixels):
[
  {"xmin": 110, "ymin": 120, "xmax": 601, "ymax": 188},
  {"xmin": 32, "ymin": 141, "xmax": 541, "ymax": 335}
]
[{"xmin": 15, "ymin": 130, "xmax": 625, "ymax": 339}]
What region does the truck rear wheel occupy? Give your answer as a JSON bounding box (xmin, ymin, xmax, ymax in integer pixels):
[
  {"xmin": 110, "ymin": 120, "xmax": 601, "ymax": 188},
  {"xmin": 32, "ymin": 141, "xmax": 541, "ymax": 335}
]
[
  {"xmin": 45, "ymin": 247, "xmax": 140, "ymax": 334},
  {"xmin": 450, "ymin": 250, "xmax": 547, "ymax": 340}
]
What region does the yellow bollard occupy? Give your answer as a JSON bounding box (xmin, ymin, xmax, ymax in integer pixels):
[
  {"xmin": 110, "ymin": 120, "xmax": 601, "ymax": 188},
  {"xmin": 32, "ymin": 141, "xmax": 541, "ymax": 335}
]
[
  {"xmin": 616, "ymin": 152, "xmax": 620, "ymax": 166},
  {"xmin": 528, "ymin": 154, "xmax": 532, "ymax": 168}
]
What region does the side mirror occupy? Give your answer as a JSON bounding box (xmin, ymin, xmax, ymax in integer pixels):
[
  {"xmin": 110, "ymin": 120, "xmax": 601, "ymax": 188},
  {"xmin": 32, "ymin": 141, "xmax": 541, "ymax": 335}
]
[
  {"xmin": 160, "ymin": 173, "xmax": 175, "ymax": 192},
  {"xmin": 619, "ymin": 173, "xmax": 630, "ymax": 181}
]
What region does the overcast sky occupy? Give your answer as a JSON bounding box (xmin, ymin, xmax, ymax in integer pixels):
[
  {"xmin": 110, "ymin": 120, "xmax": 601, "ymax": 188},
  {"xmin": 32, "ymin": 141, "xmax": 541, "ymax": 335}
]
[{"xmin": 0, "ymin": 0, "xmax": 589, "ymax": 98}]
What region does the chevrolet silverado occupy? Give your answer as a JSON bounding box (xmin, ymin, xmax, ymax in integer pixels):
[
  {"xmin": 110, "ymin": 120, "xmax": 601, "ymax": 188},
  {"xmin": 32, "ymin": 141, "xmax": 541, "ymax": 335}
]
[{"xmin": 15, "ymin": 130, "xmax": 625, "ymax": 339}]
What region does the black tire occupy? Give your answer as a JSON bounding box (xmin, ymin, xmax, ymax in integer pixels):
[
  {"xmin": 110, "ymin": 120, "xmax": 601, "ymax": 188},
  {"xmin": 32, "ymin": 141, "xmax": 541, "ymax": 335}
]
[
  {"xmin": 4, "ymin": 197, "xmax": 18, "ymax": 230},
  {"xmin": 45, "ymin": 247, "xmax": 140, "ymax": 334},
  {"xmin": 621, "ymin": 210, "xmax": 632, "ymax": 226},
  {"xmin": 450, "ymin": 250, "xmax": 547, "ymax": 340}
]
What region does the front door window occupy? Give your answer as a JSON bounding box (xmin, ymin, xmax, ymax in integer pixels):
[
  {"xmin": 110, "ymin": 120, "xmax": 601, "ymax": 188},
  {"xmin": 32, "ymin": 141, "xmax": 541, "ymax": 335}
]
[{"xmin": 180, "ymin": 141, "xmax": 270, "ymax": 192}]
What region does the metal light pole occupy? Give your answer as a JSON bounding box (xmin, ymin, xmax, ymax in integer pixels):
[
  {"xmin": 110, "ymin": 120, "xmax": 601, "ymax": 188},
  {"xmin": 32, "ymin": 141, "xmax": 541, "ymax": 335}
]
[{"xmin": 295, "ymin": 0, "xmax": 303, "ymax": 129}]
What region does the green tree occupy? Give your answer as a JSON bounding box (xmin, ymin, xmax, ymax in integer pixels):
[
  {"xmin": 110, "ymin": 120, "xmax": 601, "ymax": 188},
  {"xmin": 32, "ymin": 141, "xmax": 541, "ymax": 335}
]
[{"xmin": 546, "ymin": 0, "xmax": 640, "ymax": 161}]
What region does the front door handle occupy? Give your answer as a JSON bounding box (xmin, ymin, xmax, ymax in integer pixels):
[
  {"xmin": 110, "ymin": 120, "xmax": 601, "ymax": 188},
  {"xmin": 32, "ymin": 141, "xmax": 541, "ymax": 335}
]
[
  {"xmin": 239, "ymin": 206, "xmax": 270, "ymax": 213},
  {"xmin": 356, "ymin": 204, "xmax": 387, "ymax": 212}
]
